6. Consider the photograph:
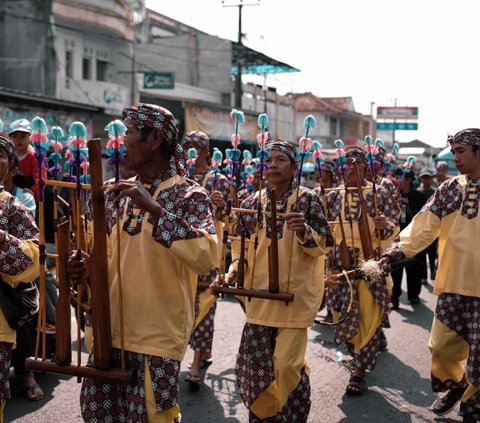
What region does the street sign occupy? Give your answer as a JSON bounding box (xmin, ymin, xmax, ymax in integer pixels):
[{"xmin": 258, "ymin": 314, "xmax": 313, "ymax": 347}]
[
  {"xmin": 377, "ymin": 106, "xmax": 418, "ymax": 120},
  {"xmin": 376, "ymin": 122, "xmax": 418, "ymax": 131},
  {"xmin": 143, "ymin": 72, "xmax": 174, "ymax": 89}
]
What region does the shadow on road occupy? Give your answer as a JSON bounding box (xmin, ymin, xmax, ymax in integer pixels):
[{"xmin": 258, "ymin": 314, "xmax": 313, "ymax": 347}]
[
  {"xmin": 5, "ymin": 371, "xmax": 73, "ymax": 422},
  {"xmin": 337, "ymin": 389, "xmax": 414, "ymax": 422},
  {"xmin": 179, "ymin": 367, "xmax": 242, "ymax": 422}
]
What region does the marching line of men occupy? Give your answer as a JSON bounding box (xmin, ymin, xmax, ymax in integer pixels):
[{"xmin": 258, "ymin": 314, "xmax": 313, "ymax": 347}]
[{"xmin": 0, "ymin": 104, "xmax": 478, "ymax": 422}]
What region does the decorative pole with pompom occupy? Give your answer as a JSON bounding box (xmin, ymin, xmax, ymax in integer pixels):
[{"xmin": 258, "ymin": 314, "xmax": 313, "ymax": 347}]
[
  {"xmin": 286, "ymin": 115, "xmax": 315, "ymax": 291},
  {"xmin": 105, "ymin": 119, "xmax": 128, "ymax": 369},
  {"xmin": 334, "ymin": 139, "xmax": 356, "ymax": 268},
  {"xmin": 30, "ymin": 116, "xmax": 50, "ymax": 360}
]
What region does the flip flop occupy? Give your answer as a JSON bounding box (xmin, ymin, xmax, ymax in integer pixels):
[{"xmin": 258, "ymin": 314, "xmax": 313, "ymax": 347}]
[
  {"xmin": 185, "ymin": 373, "xmax": 202, "ymax": 386},
  {"xmin": 345, "ymin": 376, "xmax": 366, "ymax": 396},
  {"xmin": 25, "ymin": 383, "xmax": 45, "ymax": 401}
]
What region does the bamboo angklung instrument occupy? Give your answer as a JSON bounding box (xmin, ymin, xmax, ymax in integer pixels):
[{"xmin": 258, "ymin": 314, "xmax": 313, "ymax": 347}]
[
  {"xmin": 211, "ymin": 113, "xmax": 293, "ymax": 303},
  {"xmin": 352, "ymin": 159, "xmax": 375, "ymax": 260},
  {"xmin": 26, "ymin": 138, "xmax": 132, "ymax": 383},
  {"xmin": 267, "ymin": 188, "xmax": 279, "ymax": 293},
  {"xmin": 363, "ymin": 136, "xmax": 384, "ymax": 254}
]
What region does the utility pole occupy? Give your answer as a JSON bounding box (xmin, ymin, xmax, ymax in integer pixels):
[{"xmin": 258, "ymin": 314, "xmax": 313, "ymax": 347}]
[
  {"xmin": 392, "ymin": 98, "xmax": 397, "ymax": 144},
  {"xmin": 131, "ymin": 51, "xmax": 136, "ymax": 105},
  {"xmin": 222, "ymin": 0, "xmax": 260, "ymax": 109}
]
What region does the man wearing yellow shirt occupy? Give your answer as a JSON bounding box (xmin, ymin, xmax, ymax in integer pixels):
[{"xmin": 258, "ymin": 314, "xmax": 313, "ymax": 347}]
[
  {"xmin": 325, "ymin": 146, "xmax": 399, "ymax": 396},
  {"xmin": 67, "ymin": 104, "xmax": 217, "ymax": 423},
  {"xmin": 218, "ymin": 140, "xmax": 333, "ymax": 422},
  {"xmin": 381, "ymin": 128, "xmax": 480, "ymax": 423},
  {"xmin": 0, "ymin": 135, "xmax": 40, "ymax": 422}
]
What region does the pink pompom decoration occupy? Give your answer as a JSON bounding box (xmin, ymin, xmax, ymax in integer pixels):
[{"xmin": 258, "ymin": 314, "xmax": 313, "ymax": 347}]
[
  {"xmin": 80, "ymin": 161, "xmax": 89, "ymax": 171},
  {"xmin": 313, "ymin": 150, "xmax": 323, "ymax": 160},
  {"xmin": 65, "ymin": 150, "xmax": 73, "ymax": 160},
  {"xmin": 223, "ymin": 158, "xmax": 233, "ymax": 166},
  {"xmin": 30, "ymin": 133, "xmax": 48, "ymax": 144},
  {"xmin": 385, "ymin": 153, "xmax": 396, "ymax": 163},
  {"xmin": 106, "ymin": 137, "xmax": 123, "ymax": 150},
  {"xmin": 299, "ymin": 136, "xmax": 312, "ymax": 152},
  {"xmin": 364, "ymin": 144, "xmax": 378, "ymax": 155},
  {"xmin": 51, "ymin": 141, "xmax": 64, "ymax": 153},
  {"xmin": 242, "ymin": 158, "xmax": 251, "ymax": 166},
  {"xmin": 247, "ymin": 174, "xmax": 254, "ymax": 184},
  {"xmin": 335, "ymin": 148, "xmax": 345, "ymax": 158},
  {"xmin": 256, "ymin": 132, "xmax": 269, "ymax": 149},
  {"xmin": 231, "ymin": 134, "xmax": 241, "ymax": 149},
  {"xmin": 69, "ymin": 139, "xmax": 87, "ymax": 150}
]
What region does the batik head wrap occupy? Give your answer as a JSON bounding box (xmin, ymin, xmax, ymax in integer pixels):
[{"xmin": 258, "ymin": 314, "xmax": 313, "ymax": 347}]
[
  {"xmin": 122, "ymin": 103, "xmax": 186, "ymax": 176},
  {"xmin": 321, "ymin": 159, "xmax": 337, "ymax": 175},
  {"xmin": 449, "ymin": 128, "xmax": 480, "ymax": 147},
  {"xmin": 345, "ymin": 145, "xmax": 367, "ymax": 163},
  {"xmin": 184, "ymin": 131, "xmax": 210, "ymax": 151},
  {"xmin": 0, "ymin": 134, "xmax": 15, "ymax": 162},
  {"xmin": 265, "ymin": 139, "xmax": 297, "ymax": 163}
]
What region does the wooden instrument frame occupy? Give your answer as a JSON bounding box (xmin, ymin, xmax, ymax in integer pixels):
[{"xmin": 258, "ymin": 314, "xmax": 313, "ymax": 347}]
[
  {"xmin": 26, "ymin": 138, "xmax": 132, "ymax": 383},
  {"xmin": 211, "ymin": 187, "xmax": 294, "ymax": 304}
]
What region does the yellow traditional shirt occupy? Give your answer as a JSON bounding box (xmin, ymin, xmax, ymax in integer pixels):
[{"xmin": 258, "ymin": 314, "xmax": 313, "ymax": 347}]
[
  {"xmin": 106, "ymin": 172, "xmax": 217, "ymax": 361},
  {"xmin": 384, "ymin": 175, "xmax": 480, "ymax": 297},
  {"xmin": 231, "ymin": 186, "xmax": 333, "ymax": 328}
]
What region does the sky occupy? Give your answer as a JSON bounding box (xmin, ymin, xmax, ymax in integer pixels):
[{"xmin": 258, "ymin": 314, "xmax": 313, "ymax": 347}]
[{"xmin": 145, "ymin": 0, "xmax": 480, "ymax": 148}]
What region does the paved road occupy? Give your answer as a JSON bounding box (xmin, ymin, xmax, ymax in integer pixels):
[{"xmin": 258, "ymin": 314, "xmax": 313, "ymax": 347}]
[{"xmin": 5, "ymin": 278, "xmax": 464, "ymax": 422}]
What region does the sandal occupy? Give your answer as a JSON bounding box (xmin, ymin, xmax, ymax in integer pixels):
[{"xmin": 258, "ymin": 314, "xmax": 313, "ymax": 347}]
[
  {"xmin": 185, "ymin": 373, "xmax": 202, "ymax": 386},
  {"xmin": 25, "ymin": 383, "xmax": 45, "ymax": 401},
  {"xmin": 346, "ymin": 376, "xmax": 366, "ymax": 396}
]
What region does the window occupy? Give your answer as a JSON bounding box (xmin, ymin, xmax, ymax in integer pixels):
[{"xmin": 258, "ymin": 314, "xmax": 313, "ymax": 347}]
[
  {"xmin": 65, "ymin": 51, "xmax": 73, "ymax": 79},
  {"xmin": 96, "ymin": 59, "xmax": 109, "ymax": 82},
  {"xmin": 82, "ymin": 58, "xmax": 91, "ymax": 80}
]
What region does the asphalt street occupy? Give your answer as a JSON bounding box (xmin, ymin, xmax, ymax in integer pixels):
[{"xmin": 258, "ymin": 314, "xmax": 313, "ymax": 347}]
[{"xmin": 4, "ymin": 276, "xmax": 464, "ymax": 423}]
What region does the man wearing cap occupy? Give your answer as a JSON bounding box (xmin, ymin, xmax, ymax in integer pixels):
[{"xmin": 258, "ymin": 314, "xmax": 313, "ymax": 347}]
[
  {"xmin": 216, "ymin": 140, "xmax": 333, "ymax": 422},
  {"xmin": 0, "ymin": 134, "xmax": 40, "ymax": 420},
  {"xmin": 7, "ymin": 119, "xmax": 46, "ymax": 201},
  {"xmin": 67, "ymin": 104, "xmax": 218, "ymax": 422},
  {"xmin": 326, "ymin": 145, "xmax": 399, "ymax": 395},
  {"xmin": 183, "ymin": 130, "xmax": 230, "ymax": 386},
  {"xmin": 380, "ymin": 128, "xmax": 480, "ymax": 422}
]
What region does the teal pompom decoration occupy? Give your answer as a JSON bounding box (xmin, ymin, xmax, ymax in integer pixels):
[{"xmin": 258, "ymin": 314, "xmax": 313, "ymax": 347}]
[
  {"xmin": 212, "ymin": 148, "xmax": 223, "ymax": 163},
  {"xmin": 257, "ymin": 113, "xmax": 268, "ymax": 131},
  {"xmin": 50, "ymin": 126, "xmax": 64, "ymax": 140},
  {"xmin": 187, "ymin": 148, "xmax": 197, "ymax": 160},
  {"xmin": 303, "ymin": 115, "xmax": 316, "ymax": 138},
  {"xmin": 31, "ymin": 116, "xmax": 48, "ymax": 135},
  {"xmin": 312, "ymin": 140, "xmax": 322, "ymax": 151},
  {"xmin": 105, "ymin": 119, "xmax": 127, "ymax": 138},
  {"xmin": 69, "ymin": 121, "xmax": 87, "ymax": 140},
  {"xmin": 392, "ymin": 143, "xmax": 400, "ymax": 155},
  {"xmin": 243, "ymin": 150, "xmax": 252, "ymax": 160},
  {"xmin": 364, "ymin": 135, "xmax": 373, "ymax": 145},
  {"xmin": 374, "ymin": 138, "xmax": 384, "ymax": 148},
  {"xmin": 334, "ymin": 139, "xmax": 344, "ymax": 149}
]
